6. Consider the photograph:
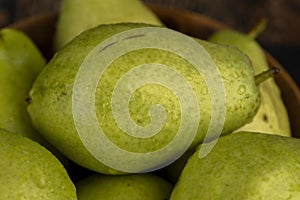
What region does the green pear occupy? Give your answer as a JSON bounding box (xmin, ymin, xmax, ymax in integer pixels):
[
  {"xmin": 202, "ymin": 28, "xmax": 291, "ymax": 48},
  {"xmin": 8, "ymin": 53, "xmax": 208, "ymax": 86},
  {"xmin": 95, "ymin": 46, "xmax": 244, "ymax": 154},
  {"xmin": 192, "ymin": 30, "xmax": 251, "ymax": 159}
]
[
  {"xmin": 54, "ymin": 0, "xmax": 163, "ymax": 50},
  {"xmin": 0, "ymin": 28, "xmax": 46, "ymax": 142},
  {"xmin": 0, "ymin": 28, "xmax": 71, "ymax": 168},
  {"xmin": 170, "ymin": 132, "xmax": 300, "ymax": 200},
  {"xmin": 208, "ymin": 27, "xmax": 291, "ymax": 137},
  {"xmin": 162, "ymin": 68, "xmax": 281, "ymax": 184},
  {"xmin": 28, "ymin": 23, "xmax": 263, "ymax": 174},
  {"xmin": 0, "ymin": 128, "xmax": 77, "ymax": 200},
  {"xmin": 76, "ymin": 173, "xmax": 173, "ymax": 200}
]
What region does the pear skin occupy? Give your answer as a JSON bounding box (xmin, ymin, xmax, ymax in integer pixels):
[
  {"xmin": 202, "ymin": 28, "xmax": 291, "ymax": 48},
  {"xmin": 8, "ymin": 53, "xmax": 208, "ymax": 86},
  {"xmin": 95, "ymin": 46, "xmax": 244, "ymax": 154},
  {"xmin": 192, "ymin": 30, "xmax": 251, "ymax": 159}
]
[
  {"xmin": 170, "ymin": 132, "xmax": 300, "ymax": 200},
  {"xmin": 0, "ymin": 128, "xmax": 77, "ymax": 200},
  {"xmin": 76, "ymin": 173, "xmax": 173, "ymax": 200},
  {"xmin": 209, "ymin": 29, "xmax": 291, "ymax": 137},
  {"xmin": 54, "ymin": 0, "xmax": 163, "ymax": 50},
  {"xmin": 28, "ymin": 23, "xmax": 260, "ymax": 174},
  {"xmin": 0, "ymin": 28, "xmax": 72, "ymax": 169},
  {"xmin": 0, "ymin": 28, "xmax": 45, "ymax": 142}
]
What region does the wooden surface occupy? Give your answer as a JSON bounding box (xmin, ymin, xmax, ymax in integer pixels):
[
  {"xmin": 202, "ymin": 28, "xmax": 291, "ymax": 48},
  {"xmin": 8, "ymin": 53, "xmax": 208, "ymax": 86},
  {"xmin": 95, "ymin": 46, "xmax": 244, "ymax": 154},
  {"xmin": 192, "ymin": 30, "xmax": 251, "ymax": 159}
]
[{"xmin": 0, "ymin": 0, "xmax": 299, "ymax": 86}]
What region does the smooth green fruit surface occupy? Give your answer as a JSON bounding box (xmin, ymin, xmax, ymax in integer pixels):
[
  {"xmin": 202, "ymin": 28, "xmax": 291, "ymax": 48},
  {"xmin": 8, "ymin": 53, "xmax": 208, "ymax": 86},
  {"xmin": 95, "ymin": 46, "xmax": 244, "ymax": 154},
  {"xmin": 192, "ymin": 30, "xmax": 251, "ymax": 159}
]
[
  {"xmin": 28, "ymin": 23, "xmax": 259, "ymax": 174},
  {"xmin": 76, "ymin": 173, "xmax": 173, "ymax": 200},
  {"xmin": 170, "ymin": 132, "xmax": 300, "ymax": 200},
  {"xmin": 54, "ymin": 0, "xmax": 163, "ymax": 49},
  {"xmin": 209, "ymin": 29, "xmax": 291, "ymax": 137},
  {"xmin": 0, "ymin": 28, "xmax": 46, "ymax": 142},
  {"xmin": 0, "ymin": 128, "xmax": 77, "ymax": 200},
  {"xmin": 0, "ymin": 28, "xmax": 70, "ymax": 168}
]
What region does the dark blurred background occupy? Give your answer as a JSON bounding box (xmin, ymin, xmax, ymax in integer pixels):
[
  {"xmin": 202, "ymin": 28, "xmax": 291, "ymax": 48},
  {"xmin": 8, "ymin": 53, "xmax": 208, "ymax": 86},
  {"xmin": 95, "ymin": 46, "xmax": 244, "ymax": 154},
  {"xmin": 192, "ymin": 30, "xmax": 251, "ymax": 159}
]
[{"xmin": 0, "ymin": 0, "xmax": 299, "ymax": 87}]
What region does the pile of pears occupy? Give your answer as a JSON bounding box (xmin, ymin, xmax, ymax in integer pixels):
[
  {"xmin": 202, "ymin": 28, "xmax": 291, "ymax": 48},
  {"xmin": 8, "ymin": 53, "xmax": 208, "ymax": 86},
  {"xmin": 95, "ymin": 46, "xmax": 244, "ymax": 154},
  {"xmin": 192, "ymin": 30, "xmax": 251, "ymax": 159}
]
[{"xmin": 1, "ymin": 0, "xmax": 299, "ymax": 199}]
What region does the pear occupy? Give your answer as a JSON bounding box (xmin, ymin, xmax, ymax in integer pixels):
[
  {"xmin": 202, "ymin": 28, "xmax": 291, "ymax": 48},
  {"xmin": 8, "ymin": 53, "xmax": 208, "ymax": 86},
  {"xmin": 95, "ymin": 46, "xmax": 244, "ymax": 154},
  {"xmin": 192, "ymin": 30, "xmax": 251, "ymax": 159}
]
[
  {"xmin": 0, "ymin": 128, "xmax": 77, "ymax": 200},
  {"xmin": 0, "ymin": 28, "xmax": 71, "ymax": 168},
  {"xmin": 76, "ymin": 173, "xmax": 173, "ymax": 200},
  {"xmin": 0, "ymin": 28, "xmax": 46, "ymax": 142},
  {"xmin": 28, "ymin": 23, "xmax": 264, "ymax": 174},
  {"xmin": 208, "ymin": 25, "xmax": 291, "ymax": 137},
  {"xmin": 170, "ymin": 131, "xmax": 300, "ymax": 200},
  {"xmin": 54, "ymin": 0, "xmax": 163, "ymax": 50},
  {"xmin": 162, "ymin": 76, "xmax": 282, "ymax": 182}
]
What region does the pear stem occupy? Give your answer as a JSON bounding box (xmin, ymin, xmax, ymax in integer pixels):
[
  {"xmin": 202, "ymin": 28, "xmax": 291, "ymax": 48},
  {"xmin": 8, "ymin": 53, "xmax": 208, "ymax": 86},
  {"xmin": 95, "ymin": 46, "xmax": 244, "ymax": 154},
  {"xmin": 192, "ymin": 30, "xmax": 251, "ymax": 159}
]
[
  {"xmin": 254, "ymin": 67, "xmax": 279, "ymax": 85},
  {"xmin": 247, "ymin": 18, "xmax": 267, "ymax": 39}
]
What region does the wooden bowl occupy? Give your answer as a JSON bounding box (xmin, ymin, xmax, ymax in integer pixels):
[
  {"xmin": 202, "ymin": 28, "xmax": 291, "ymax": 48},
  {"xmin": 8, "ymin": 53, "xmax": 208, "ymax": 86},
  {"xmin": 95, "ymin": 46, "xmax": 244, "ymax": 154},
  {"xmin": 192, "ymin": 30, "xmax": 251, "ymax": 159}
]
[{"xmin": 9, "ymin": 4, "xmax": 300, "ymax": 137}]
